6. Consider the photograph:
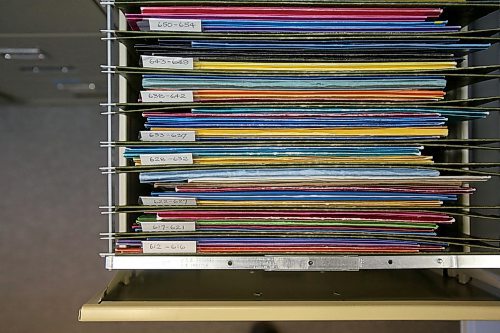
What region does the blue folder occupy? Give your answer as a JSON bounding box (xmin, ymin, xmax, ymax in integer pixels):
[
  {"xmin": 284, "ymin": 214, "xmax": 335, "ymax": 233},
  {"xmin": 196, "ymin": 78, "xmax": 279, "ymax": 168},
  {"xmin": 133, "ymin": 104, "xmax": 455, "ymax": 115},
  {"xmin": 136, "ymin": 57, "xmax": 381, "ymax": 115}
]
[
  {"xmin": 151, "ymin": 190, "xmax": 457, "ymax": 201},
  {"xmin": 124, "ymin": 146, "xmax": 423, "ymax": 158},
  {"xmin": 139, "ymin": 167, "xmax": 440, "ymax": 183},
  {"xmin": 188, "ymin": 41, "xmax": 490, "ymax": 51}
]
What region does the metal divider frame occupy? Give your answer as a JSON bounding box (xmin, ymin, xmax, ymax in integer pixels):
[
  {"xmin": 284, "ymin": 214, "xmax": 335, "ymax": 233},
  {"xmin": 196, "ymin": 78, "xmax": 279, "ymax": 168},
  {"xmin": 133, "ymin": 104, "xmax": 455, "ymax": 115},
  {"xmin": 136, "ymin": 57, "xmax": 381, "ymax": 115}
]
[{"xmin": 101, "ymin": 1, "xmax": 500, "ymax": 272}]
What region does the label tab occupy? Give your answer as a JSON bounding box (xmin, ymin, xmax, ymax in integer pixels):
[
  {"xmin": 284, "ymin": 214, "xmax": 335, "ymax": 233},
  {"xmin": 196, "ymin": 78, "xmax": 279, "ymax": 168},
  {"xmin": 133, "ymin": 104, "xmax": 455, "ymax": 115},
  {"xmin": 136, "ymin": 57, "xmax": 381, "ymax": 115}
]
[
  {"xmin": 141, "ymin": 90, "xmax": 194, "ymax": 103},
  {"xmin": 140, "ymin": 221, "xmax": 196, "ymax": 232},
  {"xmin": 141, "ymin": 55, "xmax": 194, "ymax": 70},
  {"xmin": 142, "ymin": 241, "xmax": 197, "ymax": 254},
  {"xmin": 140, "ymin": 196, "xmax": 197, "ymax": 206},
  {"xmin": 140, "ymin": 153, "xmax": 193, "ymax": 166},
  {"xmin": 140, "ymin": 131, "xmax": 196, "ymax": 142},
  {"xmin": 148, "ymin": 18, "xmax": 202, "ymax": 32}
]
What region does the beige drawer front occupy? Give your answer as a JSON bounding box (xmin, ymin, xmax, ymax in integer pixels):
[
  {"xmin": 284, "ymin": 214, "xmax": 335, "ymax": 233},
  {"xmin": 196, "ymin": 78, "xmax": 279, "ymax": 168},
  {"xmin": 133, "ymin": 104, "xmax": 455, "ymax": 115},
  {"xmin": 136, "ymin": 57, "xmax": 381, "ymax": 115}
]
[{"xmin": 80, "ymin": 270, "xmax": 500, "ymax": 321}]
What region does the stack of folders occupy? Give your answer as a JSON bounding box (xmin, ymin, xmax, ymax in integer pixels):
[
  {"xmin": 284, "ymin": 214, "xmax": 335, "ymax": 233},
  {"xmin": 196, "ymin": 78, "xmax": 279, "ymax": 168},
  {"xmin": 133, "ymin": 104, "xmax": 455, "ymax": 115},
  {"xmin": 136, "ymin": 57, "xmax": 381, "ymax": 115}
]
[{"xmin": 113, "ymin": 2, "xmax": 498, "ymax": 255}]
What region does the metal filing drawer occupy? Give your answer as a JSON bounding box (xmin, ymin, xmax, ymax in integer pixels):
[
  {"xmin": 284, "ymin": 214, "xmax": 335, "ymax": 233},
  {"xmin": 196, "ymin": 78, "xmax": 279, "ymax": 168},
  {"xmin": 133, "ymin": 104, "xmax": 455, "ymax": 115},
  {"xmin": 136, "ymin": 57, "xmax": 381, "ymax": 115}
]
[{"xmin": 81, "ymin": 1, "xmax": 500, "ymax": 321}]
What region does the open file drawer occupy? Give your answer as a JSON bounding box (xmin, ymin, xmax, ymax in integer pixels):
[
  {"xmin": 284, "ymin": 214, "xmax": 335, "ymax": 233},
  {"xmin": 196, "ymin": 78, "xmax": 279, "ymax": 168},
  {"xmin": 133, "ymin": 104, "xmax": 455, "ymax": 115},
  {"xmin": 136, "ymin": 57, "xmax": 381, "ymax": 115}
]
[
  {"xmin": 80, "ymin": 269, "xmax": 500, "ymax": 321},
  {"xmin": 81, "ymin": 0, "xmax": 500, "ymax": 321}
]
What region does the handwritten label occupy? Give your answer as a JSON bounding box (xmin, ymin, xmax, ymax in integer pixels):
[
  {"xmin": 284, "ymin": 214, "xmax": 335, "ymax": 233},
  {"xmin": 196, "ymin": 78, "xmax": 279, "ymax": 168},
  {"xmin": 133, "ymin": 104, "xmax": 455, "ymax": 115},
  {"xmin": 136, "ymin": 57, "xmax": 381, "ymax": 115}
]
[
  {"xmin": 141, "ymin": 55, "xmax": 194, "ymax": 70},
  {"xmin": 140, "ymin": 221, "xmax": 196, "ymax": 232},
  {"xmin": 140, "ymin": 153, "xmax": 193, "ymax": 166},
  {"xmin": 148, "ymin": 18, "xmax": 202, "ymax": 32},
  {"xmin": 142, "ymin": 241, "xmax": 197, "ymax": 254},
  {"xmin": 141, "ymin": 90, "xmax": 194, "ymax": 103},
  {"xmin": 140, "ymin": 131, "xmax": 196, "ymax": 142},
  {"xmin": 140, "ymin": 196, "xmax": 197, "ymax": 206}
]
